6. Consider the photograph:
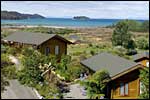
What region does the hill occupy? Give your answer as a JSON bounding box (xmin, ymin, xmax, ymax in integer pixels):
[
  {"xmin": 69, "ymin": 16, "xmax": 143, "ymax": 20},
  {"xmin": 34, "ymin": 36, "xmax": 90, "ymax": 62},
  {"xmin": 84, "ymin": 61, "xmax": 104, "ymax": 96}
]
[
  {"xmin": 73, "ymin": 16, "xmax": 90, "ymax": 20},
  {"xmin": 1, "ymin": 11, "xmax": 45, "ymax": 20}
]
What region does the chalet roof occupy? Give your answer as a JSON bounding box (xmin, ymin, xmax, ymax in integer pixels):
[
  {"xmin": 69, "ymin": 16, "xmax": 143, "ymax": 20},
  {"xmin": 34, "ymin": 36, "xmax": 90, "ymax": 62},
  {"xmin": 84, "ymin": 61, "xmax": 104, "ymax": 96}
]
[
  {"xmin": 133, "ymin": 52, "xmax": 149, "ymax": 61},
  {"xmin": 81, "ymin": 52, "xmax": 138, "ymax": 77},
  {"xmin": 2, "ymin": 32, "xmax": 72, "ymax": 45}
]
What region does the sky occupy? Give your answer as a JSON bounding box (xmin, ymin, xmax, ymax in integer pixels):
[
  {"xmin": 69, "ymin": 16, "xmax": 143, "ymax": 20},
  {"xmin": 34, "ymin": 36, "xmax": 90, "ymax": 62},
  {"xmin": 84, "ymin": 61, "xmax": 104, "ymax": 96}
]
[{"xmin": 1, "ymin": 1, "xmax": 149, "ymax": 20}]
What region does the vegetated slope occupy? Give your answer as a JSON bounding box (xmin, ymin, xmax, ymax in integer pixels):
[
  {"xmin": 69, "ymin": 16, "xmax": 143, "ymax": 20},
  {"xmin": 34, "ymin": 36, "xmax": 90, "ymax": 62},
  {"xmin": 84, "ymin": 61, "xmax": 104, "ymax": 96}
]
[
  {"xmin": 73, "ymin": 16, "xmax": 90, "ymax": 20},
  {"xmin": 1, "ymin": 11, "xmax": 45, "ymax": 20}
]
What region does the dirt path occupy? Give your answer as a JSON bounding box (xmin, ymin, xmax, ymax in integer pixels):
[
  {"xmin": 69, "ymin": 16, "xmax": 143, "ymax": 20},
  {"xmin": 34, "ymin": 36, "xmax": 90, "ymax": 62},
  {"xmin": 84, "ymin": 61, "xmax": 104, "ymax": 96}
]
[{"xmin": 9, "ymin": 55, "xmax": 21, "ymax": 70}]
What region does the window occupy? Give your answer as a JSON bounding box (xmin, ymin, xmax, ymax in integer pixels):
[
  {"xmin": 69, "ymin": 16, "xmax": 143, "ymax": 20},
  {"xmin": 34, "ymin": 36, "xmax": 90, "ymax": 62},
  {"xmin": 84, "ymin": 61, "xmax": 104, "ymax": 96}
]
[
  {"xmin": 125, "ymin": 83, "xmax": 128, "ymax": 95},
  {"xmin": 120, "ymin": 83, "xmax": 124, "ymax": 95},
  {"xmin": 140, "ymin": 81, "xmax": 143, "ymax": 94},
  {"xmin": 146, "ymin": 61, "xmax": 149, "ymax": 67},
  {"xmin": 120, "ymin": 82, "xmax": 128, "ymax": 96},
  {"xmin": 45, "ymin": 47, "xmax": 50, "ymax": 56},
  {"xmin": 55, "ymin": 45, "xmax": 59, "ymax": 55}
]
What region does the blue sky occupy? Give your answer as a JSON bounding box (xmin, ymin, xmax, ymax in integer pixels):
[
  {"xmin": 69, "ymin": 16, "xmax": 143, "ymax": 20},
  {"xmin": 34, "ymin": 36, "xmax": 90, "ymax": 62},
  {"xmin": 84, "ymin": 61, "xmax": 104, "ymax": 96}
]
[{"xmin": 1, "ymin": 1, "xmax": 149, "ymax": 19}]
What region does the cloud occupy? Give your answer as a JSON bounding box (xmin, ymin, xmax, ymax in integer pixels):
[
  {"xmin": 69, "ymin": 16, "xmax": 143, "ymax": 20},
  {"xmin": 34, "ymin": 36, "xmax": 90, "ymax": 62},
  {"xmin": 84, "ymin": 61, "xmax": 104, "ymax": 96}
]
[{"xmin": 1, "ymin": 1, "xmax": 149, "ymax": 19}]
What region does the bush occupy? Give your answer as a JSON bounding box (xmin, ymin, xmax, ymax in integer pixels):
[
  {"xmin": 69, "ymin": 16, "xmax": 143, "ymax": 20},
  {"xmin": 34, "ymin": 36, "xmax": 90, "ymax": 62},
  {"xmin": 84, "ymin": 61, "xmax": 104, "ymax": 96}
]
[
  {"xmin": 56, "ymin": 55, "xmax": 88, "ymax": 82},
  {"xmin": 136, "ymin": 37, "xmax": 149, "ymax": 50},
  {"xmin": 88, "ymin": 43, "xmax": 93, "ymax": 47},
  {"xmin": 90, "ymin": 50, "xmax": 96, "ymax": 56},
  {"xmin": 81, "ymin": 70, "xmax": 111, "ymax": 99},
  {"xmin": 18, "ymin": 47, "xmax": 45, "ymax": 87},
  {"xmin": 79, "ymin": 54, "xmax": 87, "ymax": 61},
  {"xmin": 68, "ymin": 64, "xmax": 86, "ymax": 80},
  {"xmin": 139, "ymin": 68, "xmax": 149, "ymax": 99},
  {"xmin": 7, "ymin": 47, "xmax": 18, "ymax": 55},
  {"xmin": 72, "ymin": 51, "xmax": 83, "ymax": 56},
  {"xmin": 21, "ymin": 47, "xmax": 35, "ymax": 57},
  {"xmin": 35, "ymin": 82, "xmax": 62, "ymax": 99},
  {"xmin": 5, "ymin": 65, "xmax": 17, "ymax": 79},
  {"xmin": 114, "ymin": 46, "xmax": 127, "ymax": 54},
  {"xmin": 126, "ymin": 49, "xmax": 137, "ymax": 56}
]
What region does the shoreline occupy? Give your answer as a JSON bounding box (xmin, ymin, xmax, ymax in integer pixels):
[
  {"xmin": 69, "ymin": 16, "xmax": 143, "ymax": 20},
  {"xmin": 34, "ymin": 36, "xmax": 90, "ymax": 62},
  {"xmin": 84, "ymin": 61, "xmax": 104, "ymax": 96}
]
[{"xmin": 1, "ymin": 24, "xmax": 106, "ymax": 29}]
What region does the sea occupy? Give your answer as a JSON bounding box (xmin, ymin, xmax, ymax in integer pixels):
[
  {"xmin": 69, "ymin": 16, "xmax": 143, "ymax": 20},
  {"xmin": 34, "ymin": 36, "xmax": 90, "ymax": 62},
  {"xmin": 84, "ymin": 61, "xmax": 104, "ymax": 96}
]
[{"xmin": 1, "ymin": 18, "xmax": 147, "ymax": 28}]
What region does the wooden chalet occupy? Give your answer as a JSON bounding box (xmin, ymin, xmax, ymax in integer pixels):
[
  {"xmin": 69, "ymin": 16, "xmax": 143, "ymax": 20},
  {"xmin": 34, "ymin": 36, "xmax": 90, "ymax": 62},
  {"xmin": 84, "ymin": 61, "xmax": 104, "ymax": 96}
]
[
  {"xmin": 2, "ymin": 32, "xmax": 72, "ymax": 57},
  {"xmin": 81, "ymin": 52, "xmax": 149, "ymax": 99}
]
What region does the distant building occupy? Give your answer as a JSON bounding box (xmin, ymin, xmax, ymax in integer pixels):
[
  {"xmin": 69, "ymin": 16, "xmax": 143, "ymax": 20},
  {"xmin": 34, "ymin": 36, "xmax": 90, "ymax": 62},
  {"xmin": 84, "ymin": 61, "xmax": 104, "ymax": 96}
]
[
  {"xmin": 81, "ymin": 52, "xmax": 148, "ymax": 99},
  {"xmin": 2, "ymin": 32, "xmax": 72, "ymax": 57},
  {"xmin": 68, "ymin": 34, "xmax": 87, "ymax": 44}
]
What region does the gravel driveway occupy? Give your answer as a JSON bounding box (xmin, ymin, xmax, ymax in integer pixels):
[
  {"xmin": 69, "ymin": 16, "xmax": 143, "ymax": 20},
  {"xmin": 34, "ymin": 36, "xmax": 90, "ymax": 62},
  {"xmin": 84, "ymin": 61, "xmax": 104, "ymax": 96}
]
[
  {"xmin": 63, "ymin": 83, "xmax": 87, "ymax": 99},
  {"xmin": 1, "ymin": 55, "xmax": 39, "ymax": 99},
  {"xmin": 1, "ymin": 80, "xmax": 38, "ymax": 99}
]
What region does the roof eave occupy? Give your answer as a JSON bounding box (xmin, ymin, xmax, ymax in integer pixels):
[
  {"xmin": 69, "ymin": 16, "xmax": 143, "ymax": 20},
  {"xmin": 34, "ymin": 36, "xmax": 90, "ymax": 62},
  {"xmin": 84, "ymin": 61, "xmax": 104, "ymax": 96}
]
[
  {"xmin": 1, "ymin": 39, "xmax": 39, "ymax": 46},
  {"xmin": 53, "ymin": 35, "xmax": 73, "ymax": 44},
  {"xmin": 110, "ymin": 63, "xmax": 144, "ymax": 81},
  {"xmin": 80, "ymin": 61, "xmax": 96, "ymax": 72}
]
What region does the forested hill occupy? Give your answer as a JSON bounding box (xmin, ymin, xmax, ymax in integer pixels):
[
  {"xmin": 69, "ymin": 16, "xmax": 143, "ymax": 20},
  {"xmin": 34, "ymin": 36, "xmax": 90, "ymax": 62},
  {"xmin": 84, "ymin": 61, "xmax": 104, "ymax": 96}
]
[
  {"xmin": 73, "ymin": 16, "xmax": 90, "ymax": 20},
  {"xmin": 1, "ymin": 11, "xmax": 45, "ymax": 20}
]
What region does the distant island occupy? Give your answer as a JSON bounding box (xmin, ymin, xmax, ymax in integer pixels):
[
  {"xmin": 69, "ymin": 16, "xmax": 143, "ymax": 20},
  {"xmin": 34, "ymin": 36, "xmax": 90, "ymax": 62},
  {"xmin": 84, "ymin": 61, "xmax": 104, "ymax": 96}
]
[
  {"xmin": 73, "ymin": 16, "xmax": 90, "ymax": 20},
  {"xmin": 1, "ymin": 11, "xmax": 45, "ymax": 20}
]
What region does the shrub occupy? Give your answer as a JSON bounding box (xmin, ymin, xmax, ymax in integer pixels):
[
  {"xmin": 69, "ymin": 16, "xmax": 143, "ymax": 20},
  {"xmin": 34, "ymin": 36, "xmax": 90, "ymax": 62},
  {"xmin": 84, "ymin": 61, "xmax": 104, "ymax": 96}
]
[
  {"xmin": 88, "ymin": 43, "xmax": 93, "ymax": 47},
  {"xmin": 68, "ymin": 64, "xmax": 86, "ymax": 80},
  {"xmin": 79, "ymin": 54, "xmax": 87, "ymax": 61},
  {"xmin": 72, "ymin": 51, "xmax": 83, "ymax": 56},
  {"xmin": 18, "ymin": 48, "xmax": 45, "ymax": 87},
  {"xmin": 35, "ymin": 81, "xmax": 62, "ymax": 99},
  {"xmin": 7, "ymin": 47, "xmax": 18, "ymax": 55},
  {"xmin": 139, "ymin": 68, "xmax": 149, "ymax": 99},
  {"xmin": 126, "ymin": 49, "xmax": 137, "ymax": 56},
  {"xmin": 114, "ymin": 46, "xmax": 127, "ymax": 54},
  {"xmin": 5, "ymin": 65, "xmax": 17, "ymax": 79},
  {"xmin": 90, "ymin": 50, "xmax": 96, "ymax": 56},
  {"xmin": 81, "ymin": 70, "xmax": 111, "ymax": 99},
  {"xmin": 136, "ymin": 37, "xmax": 149, "ymax": 50}
]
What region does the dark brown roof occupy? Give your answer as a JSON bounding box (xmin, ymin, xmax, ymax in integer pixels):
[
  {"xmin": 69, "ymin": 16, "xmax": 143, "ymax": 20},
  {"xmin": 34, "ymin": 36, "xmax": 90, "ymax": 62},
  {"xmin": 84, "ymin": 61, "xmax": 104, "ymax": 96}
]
[
  {"xmin": 81, "ymin": 52, "xmax": 138, "ymax": 77},
  {"xmin": 2, "ymin": 32, "xmax": 72, "ymax": 45},
  {"xmin": 133, "ymin": 52, "xmax": 149, "ymax": 61}
]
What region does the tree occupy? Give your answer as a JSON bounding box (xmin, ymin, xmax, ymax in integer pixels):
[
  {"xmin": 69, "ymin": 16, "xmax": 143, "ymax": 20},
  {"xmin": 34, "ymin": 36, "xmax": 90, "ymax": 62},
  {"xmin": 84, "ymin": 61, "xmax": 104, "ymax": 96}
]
[
  {"xmin": 18, "ymin": 48, "xmax": 45, "ymax": 87},
  {"xmin": 123, "ymin": 39, "xmax": 136, "ymax": 50},
  {"xmin": 112, "ymin": 20, "xmax": 134, "ymax": 50},
  {"xmin": 81, "ymin": 70, "xmax": 110, "ymax": 99},
  {"xmin": 18, "ymin": 47, "xmax": 59, "ymax": 87},
  {"xmin": 141, "ymin": 21, "xmax": 149, "ymax": 32},
  {"xmin": 58, "ymin": 55, "xmax": 71, "ymax": 72},
  {"xmin": 124, "ymin": 20, "xmax": 141, "ymax": 32},
  {"xmin": 139, "ymin": 68, "xmax": 149, "ymax": 99}
]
